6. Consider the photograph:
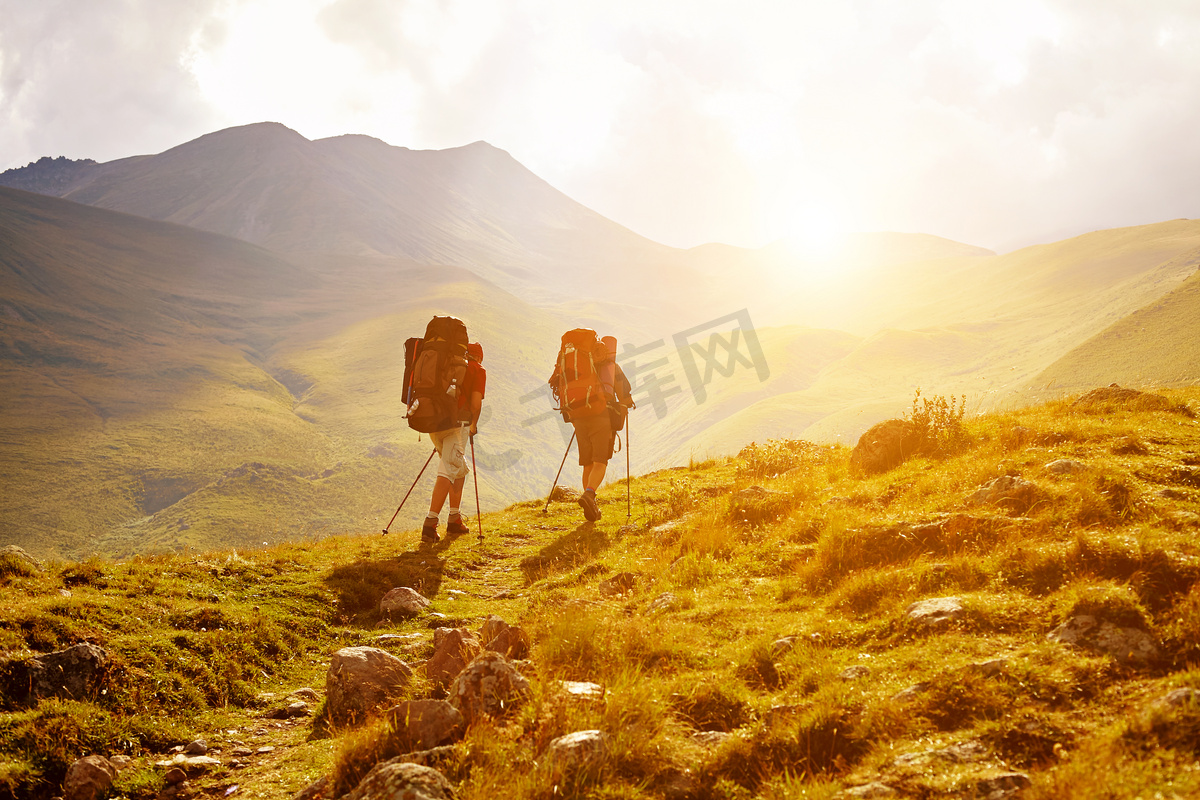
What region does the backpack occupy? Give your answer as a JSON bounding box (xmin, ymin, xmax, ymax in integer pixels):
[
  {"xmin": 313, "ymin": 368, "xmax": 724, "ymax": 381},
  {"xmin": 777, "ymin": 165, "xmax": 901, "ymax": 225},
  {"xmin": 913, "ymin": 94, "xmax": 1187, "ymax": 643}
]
[
  {"xmin": 403, "ymin": 316, "xmax": 469, "ymax": 433},
  {"xmin": 550, "ymin": 328, "xmax": 611, "ymax": 422}
]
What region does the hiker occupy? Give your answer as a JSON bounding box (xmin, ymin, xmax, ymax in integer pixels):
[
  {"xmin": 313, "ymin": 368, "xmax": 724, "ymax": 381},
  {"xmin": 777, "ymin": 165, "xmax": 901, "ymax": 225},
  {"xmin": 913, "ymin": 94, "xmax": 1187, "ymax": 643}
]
[
  {"xmin": 421, "ymin": 340, "xmax": 485, "ymax": 542},
  {"xmin": 549, "ymin": 330, "xmax": 634, "ymax": 522},
  {"xmin": 402, "ymin": 315, "xmax": 485, "ymax": 543}
]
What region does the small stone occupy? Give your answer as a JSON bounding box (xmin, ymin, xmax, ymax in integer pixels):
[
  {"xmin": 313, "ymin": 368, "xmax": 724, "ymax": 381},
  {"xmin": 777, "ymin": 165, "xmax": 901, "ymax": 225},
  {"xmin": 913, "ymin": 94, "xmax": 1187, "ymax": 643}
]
[
  {"xmin": 545, "ymin": 730, "xmax": 609, "ymax": 771},
  {"xmin": 692, "ymin": 731, "xmax": 731, "ymax": 748},
  {"xmin": 905, "ymin": 596, "xmax": 965, "ymax": 626},
  {"xmin": 648, "ymin": 593, "xmax": 677, "ymax": 613},
  {"xmin": 770, "ymin": 636, "xmax": 797, "ymax": 658},
  {"xmin": 839, "ymin": 665, "xmax": 871, "ymax": 680},
  {"xmin": 559, "ymin": 680, "xmax": 604, "ymax": 697},
  {"xmin": 165, "ymin": 768, "xmax": 188, "ymax": 785},
  {"xmin": 843, "ymin": 782, "xmax": 897, "ymax": 798},
  {"xmin": 1046, "ymin": 459, "xmax": 1088, "ymax": 475}
]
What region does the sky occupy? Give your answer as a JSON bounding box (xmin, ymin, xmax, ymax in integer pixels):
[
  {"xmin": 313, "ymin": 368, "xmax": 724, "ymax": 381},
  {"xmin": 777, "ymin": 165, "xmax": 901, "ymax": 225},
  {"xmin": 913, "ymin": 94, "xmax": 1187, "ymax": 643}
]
[{"xmin": 2, "ymin": 0, "xmax": 1199, "ymax": 253}]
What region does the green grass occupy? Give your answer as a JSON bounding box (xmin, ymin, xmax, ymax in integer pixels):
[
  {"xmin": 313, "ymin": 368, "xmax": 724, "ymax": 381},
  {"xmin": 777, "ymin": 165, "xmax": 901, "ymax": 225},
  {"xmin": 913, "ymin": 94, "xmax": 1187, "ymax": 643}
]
[{"xmin": 1, "ymin": 387, "xmax": 1199, "ymax": 798}]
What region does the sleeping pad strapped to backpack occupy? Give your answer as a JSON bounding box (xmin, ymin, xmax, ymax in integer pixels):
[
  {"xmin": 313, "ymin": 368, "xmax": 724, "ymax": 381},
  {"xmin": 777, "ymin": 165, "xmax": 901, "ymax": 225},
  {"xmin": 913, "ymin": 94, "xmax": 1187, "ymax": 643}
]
[{"xmin": 403, "ymin": 316, "xmax": 469, "ymax": 433}]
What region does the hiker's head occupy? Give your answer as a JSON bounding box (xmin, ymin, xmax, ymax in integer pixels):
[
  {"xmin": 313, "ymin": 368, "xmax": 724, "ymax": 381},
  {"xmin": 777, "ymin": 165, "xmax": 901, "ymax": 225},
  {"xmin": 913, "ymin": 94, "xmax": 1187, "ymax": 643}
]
[{"xmin": 467, "ymin": 342, "xmax": 483, "ymax": 364}]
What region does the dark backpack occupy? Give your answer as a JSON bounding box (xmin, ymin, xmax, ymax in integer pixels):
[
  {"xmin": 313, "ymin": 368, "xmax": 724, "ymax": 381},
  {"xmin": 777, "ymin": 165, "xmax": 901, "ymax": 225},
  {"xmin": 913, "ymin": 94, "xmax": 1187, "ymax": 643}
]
[
  {"xmin": 403, "ymin": 316, "xmax": 469, "ymax": 433},
  {"xmin": 550, "ymin": 328, "xmax": 611, "ymax": 422}
]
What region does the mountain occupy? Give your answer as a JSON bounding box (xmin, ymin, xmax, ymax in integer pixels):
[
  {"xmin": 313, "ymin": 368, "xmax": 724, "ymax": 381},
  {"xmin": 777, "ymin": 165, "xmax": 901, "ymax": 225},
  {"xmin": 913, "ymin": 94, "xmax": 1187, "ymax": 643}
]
[
  {"xmin": 0, "ymin": 122, "xmax": 708, "ymax": 322},
  {"xmin": 1030, "ymin": 261, "xmax": 1200, "ymax": 392}
]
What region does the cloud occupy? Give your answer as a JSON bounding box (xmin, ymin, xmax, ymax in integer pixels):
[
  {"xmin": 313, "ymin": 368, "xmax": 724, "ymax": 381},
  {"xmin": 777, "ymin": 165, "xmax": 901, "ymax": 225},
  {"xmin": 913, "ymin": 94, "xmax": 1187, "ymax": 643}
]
[
  {"xmin": 0, "ymin": 0, "xmax": 228, "ymax": 168},
  {"xmin": 3, "ymin": 0, "xmax": 1200, "ymax": 252}
]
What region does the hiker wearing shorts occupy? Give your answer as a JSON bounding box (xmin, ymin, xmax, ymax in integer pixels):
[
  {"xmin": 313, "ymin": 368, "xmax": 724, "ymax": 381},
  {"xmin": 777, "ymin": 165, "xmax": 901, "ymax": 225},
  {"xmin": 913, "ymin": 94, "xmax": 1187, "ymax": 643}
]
[
  {"xmin": 423, "ymin": 342, "xmax": 486, "ymax": 542},
  {"xmin": 549, "ymin": 329, "xmax": 633, "ymax": 522}
]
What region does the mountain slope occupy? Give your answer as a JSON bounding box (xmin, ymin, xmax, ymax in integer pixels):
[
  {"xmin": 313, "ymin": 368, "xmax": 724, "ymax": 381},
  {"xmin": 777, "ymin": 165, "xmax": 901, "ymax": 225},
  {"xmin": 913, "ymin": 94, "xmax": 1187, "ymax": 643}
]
[
  {"xmin": 1031, "ymin": 265, "xmax": 1200, "ymax": 392},
  {"xmin": 0, "ymin": 187, "xmax": 570, "ymax": 559},
  {"xmin": 0, "ymin": 123, "xmax": 712, "ymax": 320}
]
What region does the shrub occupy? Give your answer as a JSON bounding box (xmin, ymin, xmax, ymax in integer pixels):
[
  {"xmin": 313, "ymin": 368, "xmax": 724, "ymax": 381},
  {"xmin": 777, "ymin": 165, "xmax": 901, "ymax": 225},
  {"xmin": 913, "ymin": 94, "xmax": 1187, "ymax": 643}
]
[{"xmin": 905, "ymin": 388, "xmax": 970, "ymax": 456}]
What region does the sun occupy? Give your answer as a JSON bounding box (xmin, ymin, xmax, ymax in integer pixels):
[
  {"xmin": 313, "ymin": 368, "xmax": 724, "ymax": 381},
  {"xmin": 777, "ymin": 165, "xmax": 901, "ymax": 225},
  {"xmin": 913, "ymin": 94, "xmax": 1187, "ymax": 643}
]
[{"xmin": 780, "ymin": 207, "xmax": 849, "ymax": 265}]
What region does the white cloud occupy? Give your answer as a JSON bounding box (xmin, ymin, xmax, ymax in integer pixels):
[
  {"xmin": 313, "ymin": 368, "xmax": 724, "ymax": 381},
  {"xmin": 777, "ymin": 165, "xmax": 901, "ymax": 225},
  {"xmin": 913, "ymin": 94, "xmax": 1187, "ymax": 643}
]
[{"xmin": 3, "ymin": 0, "xmax": 1200, "ymax": 251}]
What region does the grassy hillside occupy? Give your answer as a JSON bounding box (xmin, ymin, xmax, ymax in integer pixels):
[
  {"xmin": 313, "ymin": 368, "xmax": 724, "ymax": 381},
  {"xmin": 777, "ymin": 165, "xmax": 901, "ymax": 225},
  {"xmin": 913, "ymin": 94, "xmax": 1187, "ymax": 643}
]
[
  {"xmin": 1, "ymin": 387, "xmax": 1198, "ymax": 800},
  {"xmin": 0, "ymin": 188, "xmax": 576, "ymax": 559},
  {"xmin": 1031, "ymin": 268, "xmax": 1200, "ymax": 393}
]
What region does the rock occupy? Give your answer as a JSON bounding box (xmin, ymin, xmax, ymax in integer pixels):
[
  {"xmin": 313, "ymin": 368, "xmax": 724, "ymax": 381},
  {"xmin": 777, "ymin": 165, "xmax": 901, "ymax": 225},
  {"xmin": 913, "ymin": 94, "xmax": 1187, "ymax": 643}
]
[
  {"xmin": 692, "ymin": 731, "xmax": 731, "ymax": 748},
  {"xmin": 1046, "ymin": 459, "xmax": 1088, "ymax": 475},
  {"xmin": 182, "ymin": 740, "xmax": 207, "ymax": 756},
  {"xmin": 1158, "ymin": 688, "xmax": 1200, "ymax": 708},
  {"xmin": 291, "ymin": 775, "xmax": 331, "ymax": 800},
  {"xmin": 342, "ymin": 759, "xmax": 455, "ymax": 800},
  {"xmin": 976, "ymin": 771, "xmax": 1032, "ymax": 799},
  {"xmin": 62, "ymin": 755, "xmax": 118, "ymax": 800},
  {"xmin": 770, "ymin": 636, "xmax": 798, "ymax": 658},
  {"xmin": 380, "ymin": 587, "xmax": 431, "ymax": 619},
  {"xmin": 154, "ymin": 755, "xmax": 221, "ymax": 776},
  {"xmin": 892, "ymin": 682, "xmax": 931, "ymax": 702},
  {"xmin": 599, "ymin": 572, "xmax": 637, "ymax": 596},
  {"xmin": 894, "ymin": 740, "xmax": 987, "ymax": 766},
  {"xmin": 28, "ymin": 642, "xmax": 108, "ymax": 702},
  {"xmin": 905, "ymin": 596, "xmax": 965, "ymax": 627},
  {"xmin": 479, "ymin": 617, "xmax": 531, "ymax": 660},
  {"xmin": 164, "ymin": 768, "xmax": 188, "ymax": 785},
  {"xmin": 287, "ymin": 701, "xmax": 310, "ymax": 717},
  {"xmin": 1072, "ymin": 385, "xmax": 1174, "ymax": 412},
  {"xmin": 326, "ymin": 646, "xmax": 413, "ymax": 728},
  {"xmin": 0, "ymin": 544, "xmax": 41, "ymax": 575},
  {"xmin": 545, "ymin": 730, "xmax": 609, "ymax": 772},
  {"xmin": 1047, "ymin": 615, "xmax": 1160, "ymax": 665},
  {"xmin": 549, "ymin": 485, "xmax": 579, "ymax": 502},
  {"xmin": 839, "ymin": 665, "xmax": 871, "ymax": 680},
  {"xmin": 842, "ymin": 782, "xmax": 897, "ymax": 798},
  {"xmin": 968, "ymin": 475, "xmax": 1039, "ymax": 510},
  {"xmin": 966, "ymin": 659, "xmax": 1007, "ymax": 677},
  {"xmin": 559, "ymin": 680, "xmax": 604, "ymax": 697},
  {"xmin": 448, "ymin": 652, "xmax": 531, "ymax": 725},
  {"xmin": 850, "ymin": 418, "xmax": 923, "ymax": 474},
  {"xmin": 425, "ymin": 628, "xmax": 483, "ymax": 690},
  {"xmin": 384, "ymin": 700, "xmax": 464, "ymax": 752},
  {"xmin": 648, "ymin": 593, "xmax": 678, "ymax": 613}
]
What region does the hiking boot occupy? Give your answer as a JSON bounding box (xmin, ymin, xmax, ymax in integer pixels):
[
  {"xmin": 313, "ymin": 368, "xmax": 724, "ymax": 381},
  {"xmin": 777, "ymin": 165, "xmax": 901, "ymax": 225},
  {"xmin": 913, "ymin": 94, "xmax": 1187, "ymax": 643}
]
[
  {"xmin": 446, "ymin": 515, "xmax": 470, "ymax": 535},
  {"xmin": 578, "ymin": 490, "xmax": 600, "ymax": 522},
  {"xmin": 421, "ymin": 519, "xmax": 440, "ymax": 543}
]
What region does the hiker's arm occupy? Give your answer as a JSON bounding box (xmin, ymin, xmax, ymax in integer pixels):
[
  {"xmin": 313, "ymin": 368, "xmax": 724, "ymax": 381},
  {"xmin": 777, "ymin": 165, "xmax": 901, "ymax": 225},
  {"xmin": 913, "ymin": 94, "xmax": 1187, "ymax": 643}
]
[{"xmin": 470, "ymin": 391, "xmax": 483, "ymax": 436}]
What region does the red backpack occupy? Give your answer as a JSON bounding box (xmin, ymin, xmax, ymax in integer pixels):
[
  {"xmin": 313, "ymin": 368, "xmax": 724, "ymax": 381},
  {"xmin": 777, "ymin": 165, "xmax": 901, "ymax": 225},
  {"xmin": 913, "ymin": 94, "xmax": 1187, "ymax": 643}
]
[
  {"xmin": 550, "ymin": 328, "xmax": 611, "ymax": 422},
  {"xmin": 403, "ymin": 316, "xmax": 469, "ymax": 433}
]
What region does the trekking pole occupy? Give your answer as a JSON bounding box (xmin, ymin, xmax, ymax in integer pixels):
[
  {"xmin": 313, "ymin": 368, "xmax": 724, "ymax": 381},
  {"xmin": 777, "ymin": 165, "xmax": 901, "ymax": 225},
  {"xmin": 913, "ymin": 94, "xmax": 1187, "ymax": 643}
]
[
  {"xmin": 383, "ymin": 448, "xmax": 436, "ymax": 534},
  {"xmin": 626, "ymin": 410, "xmax": 632, "ymax": 519},
  {"xmin": 470, "ymin": 432, "xmax": 483, "ymax": 544},
  {"xmin": 542, "ymin": 431, "xmax": 577, "ymax": 514}
]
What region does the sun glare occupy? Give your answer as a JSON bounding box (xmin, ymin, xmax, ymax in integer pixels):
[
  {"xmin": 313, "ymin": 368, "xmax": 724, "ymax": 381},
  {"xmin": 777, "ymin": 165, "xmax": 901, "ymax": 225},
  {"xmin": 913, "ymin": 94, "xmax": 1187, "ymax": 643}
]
[{"xmin": 782, "ymin": 211, "xmax": 848, "ymax": 264}]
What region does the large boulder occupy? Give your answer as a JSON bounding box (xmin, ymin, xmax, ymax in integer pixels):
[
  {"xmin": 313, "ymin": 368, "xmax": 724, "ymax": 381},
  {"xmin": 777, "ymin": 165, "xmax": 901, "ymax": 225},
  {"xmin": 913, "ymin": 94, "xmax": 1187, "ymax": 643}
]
[
  {"xmin": 850, "ymin": 419, "xmax": 923, "ymax": 474},
  {"xmin": 448, "ymin": 652, "xmax": 532, "ymax": 725},
  {"xmin": 62, "ymin": 755, "xmax": 119, "ymax": 800},
  {"xmin": 29, "ymin": 642, "xmax": 108, "ymax": 702},
  {"xmin": 326, "ymin": 647, "xmax": 413, "ymax": 728},
  {"xmin": 425, "ymin": 628, "xmax": 482, "ymax": 690},
  {"xmin": 384, "ymin": 700, "xmax": 464, "ymax": 752},
  {"xmin": 342, "ymin": 760, "xmax": 456, "ymax": 800}
]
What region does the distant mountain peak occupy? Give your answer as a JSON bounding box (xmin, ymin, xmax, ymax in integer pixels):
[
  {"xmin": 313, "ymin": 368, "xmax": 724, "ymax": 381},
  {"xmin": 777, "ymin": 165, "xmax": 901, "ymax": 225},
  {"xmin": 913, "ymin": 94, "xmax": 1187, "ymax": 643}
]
[{"xmin": 0, "ymin": 155, "xmax": 100, "ymax": 194}]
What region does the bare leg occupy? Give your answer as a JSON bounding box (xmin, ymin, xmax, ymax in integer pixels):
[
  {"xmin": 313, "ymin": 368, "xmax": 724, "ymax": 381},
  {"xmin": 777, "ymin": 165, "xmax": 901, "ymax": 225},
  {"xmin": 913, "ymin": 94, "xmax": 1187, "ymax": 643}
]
[
  {"xmin": 429, "ymin": 476, "xmax": 453, "ymax": 515},
  {"xmin": 583, "ymin": 462, "xmax": 607, "ymax": 491}
]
